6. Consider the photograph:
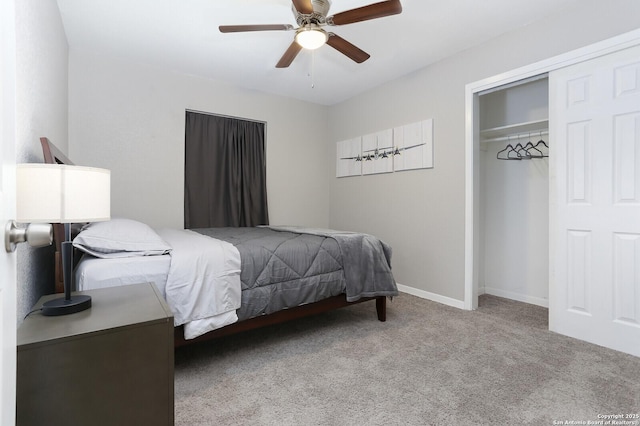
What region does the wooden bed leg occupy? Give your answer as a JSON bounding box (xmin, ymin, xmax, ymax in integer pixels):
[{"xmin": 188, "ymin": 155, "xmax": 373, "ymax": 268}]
[{"xmin": 376, "ymin": 296, "xmax": 386, "ymax": 322}]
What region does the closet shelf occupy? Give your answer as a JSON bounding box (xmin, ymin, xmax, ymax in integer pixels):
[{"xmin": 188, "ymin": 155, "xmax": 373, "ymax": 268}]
[{"xmin": 480, "ymin": 119, "xmax": 548, "ymax": 142}]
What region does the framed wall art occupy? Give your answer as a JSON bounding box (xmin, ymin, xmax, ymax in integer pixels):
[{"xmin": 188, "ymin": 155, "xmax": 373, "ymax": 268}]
[
  {"xmin": 393, "ymin": 118, "xmax": 434, "ymax": 172},
  {"xmin": 336, "ymin": 118, "xmax": 434, "ymax": 178},
  {"xmin": 336, "ymin": 136, "xmax": 362, "ymax": 177}
]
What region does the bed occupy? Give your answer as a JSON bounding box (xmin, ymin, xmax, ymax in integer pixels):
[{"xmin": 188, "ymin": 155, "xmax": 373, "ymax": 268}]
[{"xmin": 41, "ymin": 137, "xmax": 398, "ymax": 347}]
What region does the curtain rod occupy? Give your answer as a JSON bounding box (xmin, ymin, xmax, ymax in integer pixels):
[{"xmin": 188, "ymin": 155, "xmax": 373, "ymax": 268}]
[{"xmin": 185, "ymin": 109, "xmax": 267, "ymax": 125}]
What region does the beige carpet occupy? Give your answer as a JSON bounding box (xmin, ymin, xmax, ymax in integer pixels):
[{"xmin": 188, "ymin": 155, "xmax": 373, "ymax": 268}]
[{"xmin": 174, "ymin": 293, "xmax": 640, "ymax": 425}]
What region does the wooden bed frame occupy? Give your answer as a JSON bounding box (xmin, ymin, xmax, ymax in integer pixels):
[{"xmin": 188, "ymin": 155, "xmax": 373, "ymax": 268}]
[{"xmin": 41, "ymin": 137, "xmax": 387, "ymax": 348}]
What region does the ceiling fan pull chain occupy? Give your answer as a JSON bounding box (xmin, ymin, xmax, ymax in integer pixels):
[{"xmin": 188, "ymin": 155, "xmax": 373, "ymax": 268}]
[{"xmin": 310, "ymin": 50, "xmax": 316, "ymax": 89}]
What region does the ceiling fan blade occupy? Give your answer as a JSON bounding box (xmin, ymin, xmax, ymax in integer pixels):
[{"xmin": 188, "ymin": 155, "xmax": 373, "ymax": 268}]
[
  {"xmin": 292, "ymin": 0, "xmax": 314, "ymax": 15},
  {"xmin": 326, "ymin": 33, "xmax": 370, "ymax": 63},
  {"xmin": 276, "ymin": 41, "xmax": 303, "ymax": 68},
  {"xmin": 219, "ymin": 24, "xmax": 294, "ymax": 33},
  {"xmin": 328, "ymin": 0, "xmax": 402, "ymax": 26}
]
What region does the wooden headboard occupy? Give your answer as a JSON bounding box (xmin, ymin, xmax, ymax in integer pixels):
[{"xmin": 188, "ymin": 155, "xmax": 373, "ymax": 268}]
[{"xmin": 40, "ymin": 137, "xmax": 73, "ymax": 293}]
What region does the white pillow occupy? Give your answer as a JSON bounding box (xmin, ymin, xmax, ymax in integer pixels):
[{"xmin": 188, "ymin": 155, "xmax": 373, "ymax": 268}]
[{"xmin": 73, "ymin": 218, "xmax": 172, "ymax": 258}]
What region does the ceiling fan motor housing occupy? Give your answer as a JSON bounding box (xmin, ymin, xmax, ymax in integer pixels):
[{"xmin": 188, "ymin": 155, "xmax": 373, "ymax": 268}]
[
  {"xmin": 311, "ymin": 0, "xmax": 332, "ymax": 15},
  {"xmin": 293, "ymin": 0, "xmax": 332, "ymax": 25}
]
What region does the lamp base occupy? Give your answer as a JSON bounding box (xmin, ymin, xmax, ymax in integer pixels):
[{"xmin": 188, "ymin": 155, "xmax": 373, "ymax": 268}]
[{"xmin": 41, "ymin": 295, "xmax": 92, "ymax": 316}]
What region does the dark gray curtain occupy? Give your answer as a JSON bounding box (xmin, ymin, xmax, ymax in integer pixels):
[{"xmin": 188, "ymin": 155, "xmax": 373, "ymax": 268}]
[{"xmin": 184, "ymin": 111, "xmax": 269, "ymax": 228}]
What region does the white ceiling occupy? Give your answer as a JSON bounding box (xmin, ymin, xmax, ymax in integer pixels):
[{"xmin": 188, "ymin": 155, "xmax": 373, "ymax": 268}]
[{"xmin": 56, "ymin": 0, "xmax": 582, "ymax": 106}]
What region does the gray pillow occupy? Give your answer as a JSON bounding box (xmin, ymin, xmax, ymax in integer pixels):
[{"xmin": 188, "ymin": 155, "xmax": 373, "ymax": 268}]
[{"xmin": 73, "ymin": 218, "xmax": 172, "ymax": 258}]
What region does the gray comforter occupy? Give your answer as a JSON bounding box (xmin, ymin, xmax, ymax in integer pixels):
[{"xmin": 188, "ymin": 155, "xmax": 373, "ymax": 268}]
[{"xmin": 192, "ymin": 226, "xmax": 397, "ymax": 321}]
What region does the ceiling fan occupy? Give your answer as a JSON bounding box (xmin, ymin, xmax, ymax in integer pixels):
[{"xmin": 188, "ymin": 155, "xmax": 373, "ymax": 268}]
[{"xmin": 219, "ymin": 0, "xmax": 402, "ymax": 68}]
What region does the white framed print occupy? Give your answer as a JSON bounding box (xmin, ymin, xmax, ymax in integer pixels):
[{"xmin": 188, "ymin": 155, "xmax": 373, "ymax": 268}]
[
  {"xmin": 362, "ymin": 129, "xmax": 394, "ymax": 175},
  {"xmin": 336, "ymin": 137, "xmax": 362, "ymax": 177},
  {"xmin": 393, "ymin": 118, "xmax": 434, "ymax": 171}
]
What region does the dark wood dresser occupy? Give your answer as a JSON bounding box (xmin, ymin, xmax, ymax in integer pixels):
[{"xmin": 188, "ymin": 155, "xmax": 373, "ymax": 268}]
[{"xmin": 17, "ymin": 283, "xmax": 174, "ymax": 426}]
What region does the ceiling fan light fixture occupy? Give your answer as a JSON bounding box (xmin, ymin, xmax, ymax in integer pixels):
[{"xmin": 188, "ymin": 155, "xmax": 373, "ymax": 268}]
[{"xmin": 295, "ymin": 26, "xmax": 328, "ymax": 50}]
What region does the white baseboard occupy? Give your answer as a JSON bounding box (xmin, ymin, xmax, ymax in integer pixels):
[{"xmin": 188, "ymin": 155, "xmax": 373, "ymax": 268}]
[
  {"xmin": 482, "ymin": 286, "xmax": 549, "ymax": 308},
  {"xmin": 396, "ymin": 283, "xmax": 465, "ymax": 310}
]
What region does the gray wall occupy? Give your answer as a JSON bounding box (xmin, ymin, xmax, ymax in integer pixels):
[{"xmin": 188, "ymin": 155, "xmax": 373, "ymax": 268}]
[
  {"xmin": 68, "ymin": 51, "xmax": 330, "ymax": 230},
  {"xmin": 15, "ymin": 0, "xmax": 69, "ymax": 320},
  {"xmin": 327, "ymin": 0, "xmax": 640, "ymax": 302}
]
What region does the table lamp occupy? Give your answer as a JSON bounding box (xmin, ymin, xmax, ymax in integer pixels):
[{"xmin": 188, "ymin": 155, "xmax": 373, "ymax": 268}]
[{"xmin": 5, "ymin": 163, "xmax": 110, "ymax": 315}]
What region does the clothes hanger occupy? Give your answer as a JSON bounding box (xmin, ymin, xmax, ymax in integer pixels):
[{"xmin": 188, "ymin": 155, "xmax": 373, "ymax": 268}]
[
  {"xmin": 497, "ymin": 137, "xmax": 521, "ymax": 160},
  {"xmin": 514, "ymin": 142, "xmax": 532, "ymax": 160},
  {"xmin": 533, "ymin": 132, "xmax": 549, "ymax": 157},
  {"xmin": 524, "ymin": 142, "xmax": 544, "ymax": 158},
  {"xmin": 496, "ymin": 144, "xmax": 514, "ymax": 160},
  {"xmin": 524, "ymin": 134, "xmax": 544, "ymax": 158}
]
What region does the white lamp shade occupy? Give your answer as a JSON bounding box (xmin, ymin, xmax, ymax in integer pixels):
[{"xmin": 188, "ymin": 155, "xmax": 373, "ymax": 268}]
[
  {"xmin": 295, "ymin": 28, "xmax": 328, "ymax": 50},
  {"xmin": 16, "ymin": 164, "xmax": 111, "ymax": 223}
]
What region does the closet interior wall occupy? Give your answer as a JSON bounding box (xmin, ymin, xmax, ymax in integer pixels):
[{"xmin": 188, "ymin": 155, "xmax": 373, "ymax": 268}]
[{"xmin": 478, "ymin": 77, "xmax": 550, "ymax": 307}]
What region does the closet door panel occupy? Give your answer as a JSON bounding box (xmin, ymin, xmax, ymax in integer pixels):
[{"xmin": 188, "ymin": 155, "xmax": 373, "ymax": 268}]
[
  {"xmin": 613, "ymin": 233, "xmax": 640, "ymax": 327},
  {"xmin": 550, "ymin": 44, "xmax": 640, "ymax": 358},
  {"xmin": 614, "ymin": 60, "xmax": 640, "ymax": 98},
  {"xmin": 613, "ymin": 112, "xmax": 640, "ymax": 204},
  {"xmin": 566, "ymin": 121, "xmax": 591, "ymax": 204},
  {"xmin": 566, "ymin": 230, "xmax": 592, "ymax": 315}
]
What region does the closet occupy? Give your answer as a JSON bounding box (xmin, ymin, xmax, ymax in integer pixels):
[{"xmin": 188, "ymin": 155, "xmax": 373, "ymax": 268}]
[
  {"xmin": 478, "ymin": 76, "xmax": 550, "ymax": 307},
  {"xmin": 467, "ymin": 35, "xmax": 640, "ymax": 357}
]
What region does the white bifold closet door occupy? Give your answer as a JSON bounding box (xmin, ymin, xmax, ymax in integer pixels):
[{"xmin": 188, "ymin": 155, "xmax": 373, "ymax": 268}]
[{"xmin": 549, "ymin": 44, "xmax": 640, "ymax": 357}]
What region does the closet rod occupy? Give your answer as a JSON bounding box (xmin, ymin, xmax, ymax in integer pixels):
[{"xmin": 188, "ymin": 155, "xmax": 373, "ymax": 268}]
[{"xmin": 482, "ymin": 129, "xmax": 548, "ymax": 143}]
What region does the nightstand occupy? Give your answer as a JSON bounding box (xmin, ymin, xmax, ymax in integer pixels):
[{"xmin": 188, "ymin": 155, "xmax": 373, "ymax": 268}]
[{"xmin": 17, "ymin": 282, "xmax": 174, "ymax": 426}]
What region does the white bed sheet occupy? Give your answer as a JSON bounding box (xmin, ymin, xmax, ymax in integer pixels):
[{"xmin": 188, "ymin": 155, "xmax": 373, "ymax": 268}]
[
  {"xmin": 74, "ymin": 229, "xmax": 242, "ymax": 340},
  {"xmin": 157, "ymin": 228, "xmax": 241, "ymax": 338},
  {"xmin": 74, "ymin": 254, "xmax": 171, "ymax": 297}
]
